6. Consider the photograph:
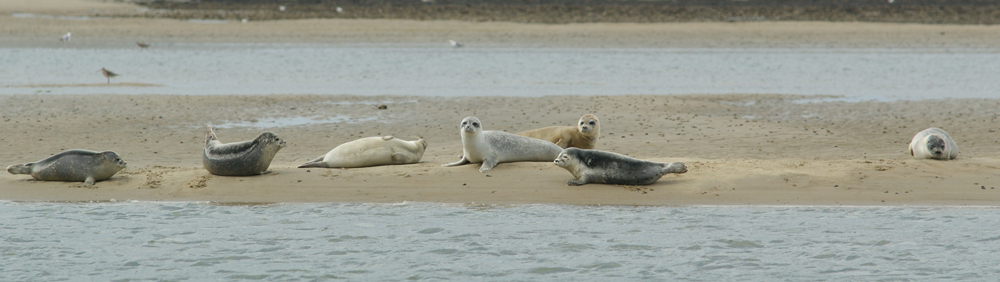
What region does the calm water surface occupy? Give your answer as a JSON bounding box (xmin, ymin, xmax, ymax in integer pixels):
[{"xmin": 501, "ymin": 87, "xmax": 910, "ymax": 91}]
[
  {"xmin": 2, "ymin": 201, "xmax": 999, "ymax": 281},
  {"xmin": 2, "ymin": 45, "xmax": 999, "ymax": 99}
]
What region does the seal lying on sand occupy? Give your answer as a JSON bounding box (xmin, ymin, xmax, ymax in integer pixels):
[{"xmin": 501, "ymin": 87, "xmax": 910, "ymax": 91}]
[
  {"xmin": 443, "ymin": 116, "xmax": 563, "ymax": 173},
  {"xmin": 6, "ymin": 149, "xmax": 127, "ymax": 185},
  {"xmin": 909, "ymin": 127, "xmax": 959, "ymax": 160},
  {"xmin": 553, "ymin": 148, "xmax": 687, "ymax": 186},
  {"xmin": 517, "ymin": 114, "xmax": 600, "ymax": 149},
  {"xmin": 203, "ymin": 126, "xmax": 286, "ymax": 176},
  {"xmin": 298, "ymin": 136, "xmax": 427, "ymax": 168}
]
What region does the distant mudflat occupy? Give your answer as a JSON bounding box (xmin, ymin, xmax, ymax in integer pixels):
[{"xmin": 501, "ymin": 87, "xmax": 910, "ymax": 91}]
[{"xmin": 130, "ymin": 0, "xmax": 1000, "ymax": 25}]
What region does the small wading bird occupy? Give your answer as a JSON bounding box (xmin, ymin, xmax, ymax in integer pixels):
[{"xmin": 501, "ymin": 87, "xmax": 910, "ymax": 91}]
[
  {"xmin": 101, "ymin": 68, "xmax": 118, "ymax": 84},
  {"xmin": 336, "ymin": 7, "xmax": 343, "ymax": 13},
  {"xmin": 449, "ymin": 39, "xmax": 463, "ymax": 48},
  {"xmin": 136, "ymin": 42, "xmax": 150, "ymax": 49},
  {"xmin": 60, "ymin": 32, "xmax": 71, "ymax": 42}
]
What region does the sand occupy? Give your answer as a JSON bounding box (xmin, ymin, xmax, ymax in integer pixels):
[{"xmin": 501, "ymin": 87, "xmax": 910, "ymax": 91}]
[{"xmin": 2, "ymin": 0, "xmax": 1000, "ymax": 205}]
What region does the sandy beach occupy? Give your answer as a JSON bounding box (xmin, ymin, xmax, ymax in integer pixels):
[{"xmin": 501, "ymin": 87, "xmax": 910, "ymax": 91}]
[{"xmin": 2, "ymin": 0, "xmax": 1000, "ymax": 205}]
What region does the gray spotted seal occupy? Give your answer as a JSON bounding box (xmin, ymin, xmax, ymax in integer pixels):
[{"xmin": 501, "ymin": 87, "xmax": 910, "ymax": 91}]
[
  {"xmin": 909, "ymin": 127, "xmax": 959, "ymax": 160},
  {"xmin": 553, "ymin": 148, "xmax": 687, "ymax": 186},
  {"xmin": 443, "ymin": 116, "xmax": 563, "ymax": 172},
  {"xmin": 298, "ymin": 136, "xmax": 427, "ymax": 168},
  {"xmin": 6, "ymin": 149, "xmax": 127, "ymax": 185},
  {"xmin": 517, "ymin": 114, "xmax": 600, "ymax": 149},
  {"xmin": 203, "ymin": 126, "xmax": 286, "ymax": 176}
]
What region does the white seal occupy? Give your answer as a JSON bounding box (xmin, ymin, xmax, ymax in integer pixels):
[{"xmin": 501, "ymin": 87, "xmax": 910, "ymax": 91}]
[
  {"xmin": 298, "ymin": 136, "xmax": 427, "ymax": 168},
  {"xmin": 517, "ymin": 114, "xmax": 600, "ymax": 149},
  {"xmin": 553, "ymin": 148, "xmax": 687, "ymax": 186},
  {"xmin": 909, "ymin": 127, "xmax": 959, "ymax": 160},
  {"xmin": 443, "ymin": 116, "xmax": 563, "ymax": 172}
]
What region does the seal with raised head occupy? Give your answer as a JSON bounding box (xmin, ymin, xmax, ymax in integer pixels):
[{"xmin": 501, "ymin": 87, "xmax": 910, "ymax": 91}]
[
  {"xmin": 443, "ymin": 116, "xmax": 563, "ymax": 172},
  {"xmin": 6, "ymin": 149, "xmax": 127, "ymax": 185},
  {"xmin": 553, "ymin": 148, "xmax": 687, "ymax": 186},
  {"xmin": 298, "ymin": 136, "xmax": 427, "ymax": 168},
  {"xmin": 203, "ymin": 126, "xmax": 286, "ymax": 176},
  {"xmin": 517, "ymin": 114, "xmax": 601, "ymax": 149},
  {"xmin": 909, "ymin": 127, "xmax": 959, "ymax": 160}
]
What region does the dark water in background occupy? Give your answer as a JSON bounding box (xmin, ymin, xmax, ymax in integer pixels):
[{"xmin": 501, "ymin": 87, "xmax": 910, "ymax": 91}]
[{"xmin": 2, "ymin": 44, "xmax": 999, "ymax": 100}]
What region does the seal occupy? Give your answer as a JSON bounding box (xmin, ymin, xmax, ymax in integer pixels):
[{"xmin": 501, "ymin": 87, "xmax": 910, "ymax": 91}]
[
  {"xmin": 298, "ymin": 136, "xmax": 427, "ymax": 168},
  {"xmin": 909, "ymin": 127, "xmax": 959, "ymax": 160},
  {"xmin": 203, "ymin": 126, "xmax": 286, "ymax": 176},
  {"xmin": 517, "ymin": 114, "xmax": 600, "ymax": 149},
  {"xmin": 6, "ymin": 149, "xmax": 127, "ymax": 185},
  {"xmin": 443, "ymin": 116, "xmax": 563, "ymax": 172},
  {"xmin": 553, "ymin": 148, "xmax": 687, "ymax": 186}
]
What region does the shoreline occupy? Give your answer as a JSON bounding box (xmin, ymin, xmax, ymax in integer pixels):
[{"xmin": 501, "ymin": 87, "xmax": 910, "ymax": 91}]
[{"xmin": 3, "ymin": 94, "xmax": 999, "ymax": 206}]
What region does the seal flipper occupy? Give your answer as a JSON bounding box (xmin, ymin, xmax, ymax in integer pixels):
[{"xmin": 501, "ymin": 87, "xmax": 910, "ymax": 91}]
[
  {"xmin": 567, "ymin": 176, "xmax": 587, "ymax": 186},
  {"xmin": 478, "ymin": 158, "xmax": 497, "ymax": 173},
  {"xmin": 298, "ymin": 156, "xmax": 330, "ymax": 168},
  {"xmin": 391, "ymin": 153, "xmax": 413, "ymax": 164},
  {"xmin": 205, "ymin": 126, "xmax": 219, "ymax": 145},
  {"xmin": 662, "ymin": 162, "xmax": 687, "ymax": 174},
  {"xmin": 84, "ymin": 176, "xmax": 95, "ymax": 186},
  {"xmin": 6, "ymin": 163, "xmax": 33, "ymax": 175},
  {"xmin": 443, "ymin": 156, "xmax": 470, "ymax": 167},
  {"xmin": 554, "ymin": 138, "xmax": 569, "ymax": 149}
]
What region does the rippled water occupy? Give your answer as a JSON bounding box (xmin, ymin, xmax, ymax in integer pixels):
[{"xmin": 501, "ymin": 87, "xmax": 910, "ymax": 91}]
[
  {"xmin": 2, "ymin": 201, "xmax": 999, "ymax": 281},
  {"xmin": 2, "ymin": 45, "xmax": 999, "ymax": 99}
]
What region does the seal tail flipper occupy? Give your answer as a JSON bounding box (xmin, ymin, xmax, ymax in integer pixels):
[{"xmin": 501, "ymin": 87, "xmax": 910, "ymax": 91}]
[
  {"xmin": 6, "ymin": 163, "xmax": 32, "ymax": 175},
  {"xmin": 206, "ymin": 126, "xmax": 219, "ymax": 145},
  {"xmin": 662, "ymin": 162, "xmax": 687, "ymax": 174},
  {"xmin": 84, "ymin": 176, "xmax": 96, "ymax": 186},
  {"xmin": 298, "ymin": 156, "xmax": 329, "ymax": 168}
]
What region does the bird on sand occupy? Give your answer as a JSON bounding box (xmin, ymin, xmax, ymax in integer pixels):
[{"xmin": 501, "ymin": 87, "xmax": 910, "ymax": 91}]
[
  {"xmin": 449, "ymin": 39, "xmax": 463, "ymax": 48},
  {"xmin": 101, "ymin": 68, "xmax": 118, "ymax": 84},
  {"xmin": 60, "ymin": 32, "xmax": 71, "ymax": 42},
  {"xmin": 136, "ymin": 42, "xmax": 150, "ymax": 49}
]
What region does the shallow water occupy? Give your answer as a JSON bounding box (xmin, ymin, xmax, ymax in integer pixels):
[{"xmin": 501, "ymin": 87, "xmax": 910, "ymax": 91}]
[
  {"xmin": 2, "ymin": 201, "xmax": 999, "ymax": 281},
  {"xmin": 2, "ymin": 45, "xmax": 999, "ymax": 99}
]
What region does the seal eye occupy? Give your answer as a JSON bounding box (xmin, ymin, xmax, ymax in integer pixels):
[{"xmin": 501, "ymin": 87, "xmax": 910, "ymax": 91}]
[
  {"xmin": 589, "ymin": 121, "xmax": 596, "ymax": 125},
  {"xmin": 580, "ymin": 121, "xmax": 585, "ymax": 125},
  {"xmin": 472, "ymin": 122, "xmax": 479, "ymax": 127},
  {"xmin": 462, "ymin": 121, "xmax": 467, "ymax": 125}
]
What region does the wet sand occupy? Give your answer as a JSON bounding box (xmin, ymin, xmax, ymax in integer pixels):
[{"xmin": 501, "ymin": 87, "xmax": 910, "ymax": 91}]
[{"xmin": 2, "ymin": 0, "xmax": 1000, "ymax": 205}]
